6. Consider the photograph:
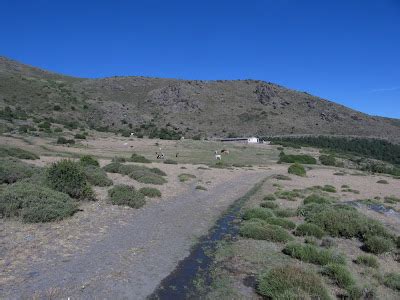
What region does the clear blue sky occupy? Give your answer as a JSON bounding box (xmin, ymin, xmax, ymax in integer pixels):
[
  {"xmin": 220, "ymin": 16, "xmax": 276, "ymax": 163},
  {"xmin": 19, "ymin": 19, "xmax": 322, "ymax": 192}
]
[{"xmin": 1, "ymin": 0, "xmax": 399, "ymax": 118}]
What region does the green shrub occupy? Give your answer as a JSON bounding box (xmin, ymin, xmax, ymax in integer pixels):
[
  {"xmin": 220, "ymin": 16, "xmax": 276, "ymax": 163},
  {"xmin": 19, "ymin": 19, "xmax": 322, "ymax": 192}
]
[
  {"xmin": 295, "ymin": 223, "xmax": 326, "ymax": 239},
  {"xmin": 263, "ymin": 194, "xmax": 276, "ymax": 201},
  {"xmin": 178, "ymin": 173, "xmax": 196, "ymax": 182},
  {"xmin": 264, "ymin": 217, "xmax": 296, "ymax": 230},
  {"xmin": 164, "ymin": 159, "xmax": 178, "ymax": 164},
  {"xmin": 74, "ymin": 133, "xmax": 86, "ymax": 139},
  {"xmin": 0, "ymin": 146, "xmax": 39, "ymax": 160},
  {"xmin": 319, "ymin": 155, "xmax": 336, "ymax": 166},
  {"xmin": 46, "ymin": 160, "xmax": 94, "ymax": 200},
  {"xmin": 108, "ymin": 185, "xmax": 145, "ymax": 208},
  {"xmin": 297, "ymin": 203, "xmax": 330, "ymax": 219},
  {"xmin": 260, "ymin": 201, "xmax": 278, "ymax": 209},
  {"xmin": 363, "ymin": 236, "xmax": 394, "ymax": 254},
  {"xmin": 355, "ymin": 255, "xmax": 379, "ymax": 268},
  {"xmin": 130, "ymin": 153, "xmax": 151, "ymax": 163},
  {"xmin": 240, "ymin": 220, "xmax": 293, "ymax": 242},
  {"xmin": 279, "ymin": 153, "xmax": 317, "ymax": 164},
  {"xmin": 0, "ymin": 182, "xmax": 78, "ymax": 223},
  {"xmin": 383, "ymin": 273, "xmax": 400, "ymax": 291},
  {"xmin": 83, "ymin": 165, "xmax": 113, "ymax": 187},
  {"xmin": 242, "ymin": 207, "xmax": 275, "ymax": 220},
  {"xmin": 303, "ymin": 194, "xmax": 332, "ymax": 205},
  {"xmin": 257, "ymin": 266, "xmax": 330, "ymax": 300},
  {"xmin": 321, "ymin": 264, "xmax": 355, "ymax": 289},
  {"xmin": 273, "ymin": 208, "xmax": 297, "ymax": 218},
  {"xmin": 103, "ymin": 162, "xmax": 122, "ymax": 173},
  {"xmin": 321, "ymin": 237, "xmax": 336, "ymax": 248},
  {"xmin": 306, "ymin": 206, "xmax": 391, "ymax": 240},
  {"xmin": 195, "ymin": 185, "xmax": 207, "ymax": 191},
  {"xmin": 138, "ymin": 187, "xmax": 161, "ymax": 198},
  {"xmin": 0, "ymin": 158, "xmax": 37, "ymax": 184},
  {"xmin": 80, "ymin": 155, "xmax": 99, "ymax": 167},
  {"xmin": 288, "ymin": 163, "xmax": 306, "ymax": 177},
  {"xmin": 282, "ymin": 243, "xmax": 346, "ymax": 265}
]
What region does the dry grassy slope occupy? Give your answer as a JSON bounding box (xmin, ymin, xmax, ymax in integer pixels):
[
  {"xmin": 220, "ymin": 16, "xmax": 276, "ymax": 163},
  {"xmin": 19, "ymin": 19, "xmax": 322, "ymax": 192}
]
[{"xmin": 1, "ymin": 56, "xmax": 400, "ymax": 142}]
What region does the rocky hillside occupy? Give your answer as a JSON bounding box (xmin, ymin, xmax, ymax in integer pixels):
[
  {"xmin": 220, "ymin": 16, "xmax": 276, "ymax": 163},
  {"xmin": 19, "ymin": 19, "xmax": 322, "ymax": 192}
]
[{"xmin": 1, "ymin": 56, "xmax": 400, "ymax": 142}]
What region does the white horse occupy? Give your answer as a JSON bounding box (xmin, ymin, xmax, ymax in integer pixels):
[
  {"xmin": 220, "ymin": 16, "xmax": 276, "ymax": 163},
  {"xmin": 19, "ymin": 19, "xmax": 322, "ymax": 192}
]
[{"xmin": 215, "ymin": 154, "xmax": 222, "ymax": 160}]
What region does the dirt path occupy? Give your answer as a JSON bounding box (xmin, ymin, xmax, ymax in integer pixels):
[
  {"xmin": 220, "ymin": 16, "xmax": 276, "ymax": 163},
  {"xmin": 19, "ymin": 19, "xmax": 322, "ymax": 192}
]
[{"xmin": 2, "ymin": 171, "xmax": 266, "ymax": 299}]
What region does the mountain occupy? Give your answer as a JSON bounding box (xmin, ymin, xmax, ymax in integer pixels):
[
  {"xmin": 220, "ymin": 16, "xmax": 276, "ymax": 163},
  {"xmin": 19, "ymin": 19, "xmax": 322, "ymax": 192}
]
[{"xmin": 1, "ymin": 56, "xmax": 400, "ymax": 142}]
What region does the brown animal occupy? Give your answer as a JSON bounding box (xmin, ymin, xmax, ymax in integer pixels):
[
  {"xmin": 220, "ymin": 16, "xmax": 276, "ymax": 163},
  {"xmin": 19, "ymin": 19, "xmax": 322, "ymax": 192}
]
[{"xmin": 221, "ymin": 149, "xmax": 230, "ymax": 155}]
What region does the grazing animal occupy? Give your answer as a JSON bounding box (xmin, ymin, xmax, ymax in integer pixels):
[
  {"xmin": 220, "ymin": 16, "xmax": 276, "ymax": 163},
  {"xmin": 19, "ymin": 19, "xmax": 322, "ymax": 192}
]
[
  {"xmin": 215, "ymin": 154, "xmax": 222, "ymax": 160},
  {"xmin": 221, "ymin": 149, "xmax": 230, "ymax": 155}
]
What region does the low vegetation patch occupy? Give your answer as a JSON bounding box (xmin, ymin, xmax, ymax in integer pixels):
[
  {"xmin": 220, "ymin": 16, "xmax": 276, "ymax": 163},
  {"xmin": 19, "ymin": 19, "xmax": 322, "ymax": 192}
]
[
  {"xmin": 103, "ymin": 163, "xmax": 167, "ymax": 185},
  {"xmin": 384, "ymin": 196, "xmax": 400, "ymax": 204},
  {"xmin": 383, "ymin": 273, "xmax": 400, "ymax": 291},
  {"xmin": 83, "ymin": 165, "xmax": 113, "ymax": 187},
  {"xmin": 195, "ymin": 185, "xmax": 207, "ymax": 191},
  {"xmin": 273, "ymin": 208, "xmax": 297, "ymax": 218},
  {"xmin": 0, "ymin": 146, "xmax": 39, "ymax": 160},
  {"xmin": 46, "ymin": 159, "xmax": 94, "ymax": 200},
  {"xmin": 295, "ymin": 223, "xmax": 326, "ymax": 239},
  {"xmin": 0, "ymin": 182, "xmax": 78, "ymax": 223},
  {"xmin": 163, "ymin": 159, "xmax": 178, "ymax": 164},
  {"xmin": 56, "ymin": 137, "xmax": 75, "ymax": 145},
  {"xmin": 377, "ymin": 179, "xmax": 389, "ymax": 184},
  {"xmin": 257, "ymin": 266, "xmax": 330, "ymax": 300},
  {"xmin": 319, "ymin": 155, "xmax": 336, "ymax": 166},
  {"xmin": 279, "ymin": 153, "xmax": 317, "ymax": 164},
  {"xmin": 274, "ymin": 190, "xmax": 302, "ymax": 201},
  {"xmin": 242, "ymin": 207, "xmax": 275, "ymax": 221},
  {"xmin": 103, "ymin": 162, "xmax": 122, "ymax": 173},
  {"xmin": 240, "ymin": 220, "xmax": 293, "ymax": 242},
  {"xmin": 272, "ymin": 174, "xmax": 291, "ymax": 180},
  {"xmin": 263, "ymin": 194, "xmax": 276, "ymax": 201},
  {"xmin": 0, "ymin": 158, "xmax": 37, "ymax": 184},
  {"xmin": 111, "ymin": 156, "xmax": 126, "ymax": 163},
  {"xmin": 260, "ymin": 201, "xmax": 278, "ymax": 209},
  {"xmin": 263, "ymin": 217, "xmax": 296, "ymax": 230},
  {"xmin": 108, "ymin": 185, "xmax": 146, "ymax": 208},
  {"xmin": 129, "ymin": 153, "xmax": 151, "ymax": 163},
  {"xmin": 303, "ymin": 194, "xmax": 332, "ymax": 205},
  {"xmin": 138, "ymin": 187, "xmax": 161, "ymax": 198},
  {"xmin": 178, "ymin": 173, "xmax": 196, "ymax": 182},
  {"xmin": 355, "ymin": 255, "xmax": 379, "ymax": 268},
  {"xmin": 321, "ymin": 185, "xmax": 336, "ymax": 193},
  {"xmin": 321, "ymin": 263, "xmax": 356, "ymax": 289},
  {"xmin": 282, "ymin": 243, "xmax": 346, "ymax": 265},
  {"xmin": 80, "ymin": 155, "xmax": 99, "ymax": 167},
  {"xmin": 288, "ymin": 163, "xmax": 306, "ymax": 177},
  {"xmin": 363, "ymin": 236, "xmax": 395, "ymax": 254}
]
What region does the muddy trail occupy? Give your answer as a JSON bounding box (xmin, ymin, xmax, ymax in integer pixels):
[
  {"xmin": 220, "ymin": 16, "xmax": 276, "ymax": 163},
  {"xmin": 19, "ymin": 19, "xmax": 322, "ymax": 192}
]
[
  {"xmin": 149, "ymin": 179, "xmax": 266, "ymax": 299},
  {"xmin": 1, "ymin": 172, "xmax": 266, "ymax": 299}
]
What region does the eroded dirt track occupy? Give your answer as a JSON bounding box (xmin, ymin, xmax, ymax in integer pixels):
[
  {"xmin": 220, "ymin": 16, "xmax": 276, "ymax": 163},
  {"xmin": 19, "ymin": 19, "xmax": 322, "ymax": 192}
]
[{"xmin": 1, "ymin": 171, "xmax": 266, "ymax": 299}]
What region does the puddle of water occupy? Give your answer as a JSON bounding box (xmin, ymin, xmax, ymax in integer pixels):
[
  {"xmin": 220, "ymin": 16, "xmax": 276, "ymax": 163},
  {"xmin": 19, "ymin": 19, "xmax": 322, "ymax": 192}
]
[{"xmin": 149, "ymin": 179, "xmax": 265, "ymax": 299}]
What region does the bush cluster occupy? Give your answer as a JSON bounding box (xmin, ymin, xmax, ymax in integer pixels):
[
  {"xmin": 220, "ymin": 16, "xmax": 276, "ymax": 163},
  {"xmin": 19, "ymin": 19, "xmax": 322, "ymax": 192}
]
[
  {"xmin": 83, "ymin": 165, "xmax": 113, "ymax": 187},
  {"xmin": 383, "ymin": 273, "xmax": 400, "ymax": 291},
  {"xmin": 0, "ymin": 158, "xmax": 37, "ymax": 184},
  {"xmin": 0, "ymin": 146, "xmax": 39, "ymax": 160},
  {"xmin": 321, "ymin": 263, "xmax": 356, "ymax": 289},
  {"xmin": 363, "ymin": 236, "xmax": 395, "ymax": 254},
  {"xmin": 0, "ymin": 182, "xmax": 78, "ymax": 223},
  {"xmin": 138, "ymin": 187, "xmax": 161, "ymax": 198},
  {"xmin": 282, "ymin": 243, "xmax": 346, "ymax": 265},
  {"xmin": 319, "ymin": 155, "xmax": 336, "ymax": 166},
  {"xmin": 242, "ymin": 207, "xmax": 275, "ymax": 220},
  {"xmin": 257, "ymin": 266, "xmax": 330, "ymax": 300},
  {"xmin": 295, "ymin": 223, "xmax": 326, "ymax": 239},
  {"xmin": 279, "ymin": 153, "xmax": 317, "ymax": 164},
  {"xmin": 102, "ymin": 163, "xmax": 167, "ymax": 185},
  {"xmin": 130, "ymin": 153, "xmax": 151, "ymax": 163},
  {"xmin": 80, "ymin": 155, "xmax": 100, "ymax": 167},
  {"xmin": 108, "ymin": 185, "xmax": 146, "ymax": 208},
  {"xmin": 57, "ymin": 137, "xmax": 75, "ymax": 145},
  {"xmin": 178, "ymin": 173, "xmax": 196, "ymax": 182},
  {"xmin": 240, "ymin": 219, "xmax": 293, "ymax": 242},
  {"xmin": 355, "ymin": 255, "xmax": 379, "ymax": 268},
  {"xmin": 46, "ymin": 160, "xmax": 94, "ymax": 200},
  {"xmin": 288, "ymin": 163, "xmax": 306, "ymax": 177}
]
